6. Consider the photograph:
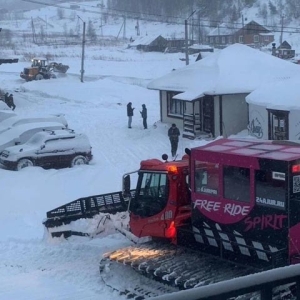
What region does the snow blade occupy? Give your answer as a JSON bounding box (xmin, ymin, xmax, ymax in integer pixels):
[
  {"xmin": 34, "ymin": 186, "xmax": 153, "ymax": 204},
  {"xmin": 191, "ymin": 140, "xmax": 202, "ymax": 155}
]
[
  {"xmin": 43, "ymin": 190, "xmax": 135, "ymax": 232},
  {"xmin": 44, "ymin": 211, "xmax": 129, "ymax": 240},
  {"xmin": 114, "ymin": 223, "xmax": 152, "ymax": 244}
]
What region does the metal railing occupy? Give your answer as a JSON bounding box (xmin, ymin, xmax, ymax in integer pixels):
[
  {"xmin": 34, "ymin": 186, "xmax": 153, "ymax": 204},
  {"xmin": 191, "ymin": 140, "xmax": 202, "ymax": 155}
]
[{"xmin": 150, "ymin": 263, "xmax": 300, "ymax": 300}]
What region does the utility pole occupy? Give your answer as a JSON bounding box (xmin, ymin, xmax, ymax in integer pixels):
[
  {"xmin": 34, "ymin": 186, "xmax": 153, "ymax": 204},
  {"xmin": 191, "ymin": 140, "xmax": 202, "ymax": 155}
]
[
  {"xmin": 31, "ymin": 17, "xmax": 37, "ymax": 44},
  {"xmin": 185, "ymin": 10, "xmax": 197, "ymax": 66},
  {"xmin": 100, "ymin": 16, "xmax": 103, "ymax": 36},
  {"xmin": 123, "ymin": 16, "xmax": 126, "ymax": 39},
  {"xmin": 198, "ymin": 11, "xmax": 201, "ymax": 44},
  {"xmin": 136, "ymin": 19, "xmax": 140, "ymax": 36},
  {"xmin": 78, "ymin": 16, "xmax": 85, "ymax": 83},
  {"xmin": 242, "ymin": 14, "xmax": 245, "ymax": 44},
  {"xmin": 185, "ymin": 19, "xmax": 189, "ymax": 65}
]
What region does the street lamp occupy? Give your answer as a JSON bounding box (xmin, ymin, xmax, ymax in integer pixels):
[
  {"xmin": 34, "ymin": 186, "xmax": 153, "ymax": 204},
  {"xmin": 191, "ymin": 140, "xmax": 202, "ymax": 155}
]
[
  {"xmin": 77, "ymin": 15, "xmax": 86, "ymax": 83},
  {"xmin": 185, "ymin": 10, "xmax": 198, "ymax": 65}
]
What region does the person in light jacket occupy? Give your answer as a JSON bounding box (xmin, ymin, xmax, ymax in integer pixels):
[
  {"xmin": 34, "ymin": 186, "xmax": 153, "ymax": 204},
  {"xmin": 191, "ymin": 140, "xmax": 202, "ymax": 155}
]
[
  {"xmin": 140, "ymin": 104, "xmax": 147, "ymax": 129},
  {"xmin": 127, "ymin": 102, "xmax": 134, "ymax": 128}
]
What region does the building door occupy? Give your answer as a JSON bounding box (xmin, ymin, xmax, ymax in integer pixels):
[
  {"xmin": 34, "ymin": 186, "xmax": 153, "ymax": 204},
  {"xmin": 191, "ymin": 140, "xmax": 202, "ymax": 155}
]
[
  {"xmin": 268, "ymin": 109, "xmax": 289, "ymax": 140},
  {"xmin": 202, "ymin": 96, "xmax": 214, "ymax": 135}
]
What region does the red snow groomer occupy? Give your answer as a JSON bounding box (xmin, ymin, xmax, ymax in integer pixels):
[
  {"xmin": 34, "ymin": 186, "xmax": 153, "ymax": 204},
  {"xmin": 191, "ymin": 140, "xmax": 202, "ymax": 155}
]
[{"xmin": 44, "ymin": 138, "xmax": 300, "ymax": 296}]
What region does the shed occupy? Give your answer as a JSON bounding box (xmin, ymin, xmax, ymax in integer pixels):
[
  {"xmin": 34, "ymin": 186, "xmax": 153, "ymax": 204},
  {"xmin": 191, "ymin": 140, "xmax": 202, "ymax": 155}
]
[
  {"xmin": 129, "ymin": 35, "xmax": 167, "ymax": 52},
  {"xmin": 147, "ymin": 44, "xmax": 300, "ymax": 139}
]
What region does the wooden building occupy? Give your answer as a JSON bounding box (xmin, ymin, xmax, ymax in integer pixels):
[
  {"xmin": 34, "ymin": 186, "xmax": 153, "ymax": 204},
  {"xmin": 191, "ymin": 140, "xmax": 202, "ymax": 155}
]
[
  {"xmin": 129, "ymin": 35, "xmax": 167, "ymax": 52},
  {"xmin": 207, "ymin": 20, "xmax": 274, "ymax": 49},
  {"xmin": 272, "ymin": 41, "xmax": 295, "ymax": 59}
]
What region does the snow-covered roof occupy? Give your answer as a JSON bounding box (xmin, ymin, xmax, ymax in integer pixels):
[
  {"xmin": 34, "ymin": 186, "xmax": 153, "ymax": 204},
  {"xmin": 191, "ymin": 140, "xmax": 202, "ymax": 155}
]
[
  {"xmin": 129, "ymin": 35, "xmax": 164, "ymax": 46},
  {"xmin": 246, "ymin": 76, "xmax": 300, "ymax": 110},
  {"xmin": 189, "ymin": 44, "xmax": 213, "ymax": 50},
  {"xmin": 207, "ymin": 24, "xmax": 236, "ymax": 36},
  {"xmin": 147, "ymin": 44, "xmax": 300, "ymax": 101},
  {"xmin": 32, "ymin": 57, "xmax": 47, "ymax": 61}
]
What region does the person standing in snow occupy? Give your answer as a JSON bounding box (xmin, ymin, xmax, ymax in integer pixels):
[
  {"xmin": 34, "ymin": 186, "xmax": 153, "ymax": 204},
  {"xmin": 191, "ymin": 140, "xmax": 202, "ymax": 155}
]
[
  {"xmin": 140, "ymin": 104, "xmax": 147, "ymax": 129},
  {"xmin": 127, "ymin": 102, "xmax": 135, "ymax": 128},
  {"xmin": 4, "ymin": 92, "xmax": 9, "ymax": 105},
  {"xmin": 7, "ymin": 94, "xmax": 16, "ymax": 111},
  {"xmin": 168, "ymin": 123, "xmax": 180, "ymax": 158}
]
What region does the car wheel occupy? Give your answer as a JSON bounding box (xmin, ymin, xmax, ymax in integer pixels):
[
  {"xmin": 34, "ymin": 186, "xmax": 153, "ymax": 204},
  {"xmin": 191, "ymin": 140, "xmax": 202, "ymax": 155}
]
[
  {"xmin": 71, "ymin": 155, "xmax": 87, "ymax": 167},
  {"xmin": 35, "ymin": 74, "xmax": 44, "ymax": 80},
  {"xmin": 16, "ymin": 158, "xmax": 34, "ymax": 171}
]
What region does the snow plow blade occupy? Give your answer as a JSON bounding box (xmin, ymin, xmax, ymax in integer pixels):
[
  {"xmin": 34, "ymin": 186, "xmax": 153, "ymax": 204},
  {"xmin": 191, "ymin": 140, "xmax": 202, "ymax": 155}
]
[
  {"xmin": 43, "ymin": 190, "xmax": 134, "ymax": 238},
  {"xmin": 49, "ymin": 62, "xmax": 69, "ymax": 73}
]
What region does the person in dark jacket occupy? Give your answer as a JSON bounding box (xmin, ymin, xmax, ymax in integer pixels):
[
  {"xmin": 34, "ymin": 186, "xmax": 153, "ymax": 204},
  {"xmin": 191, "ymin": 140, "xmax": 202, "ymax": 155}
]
[
  {"xmin": 127, "ymin": 102, "xmax": 134, "ymax": 128},
  {"xmin": 140, "ymin": 104, "xmax": 147, "ymax": 129},
  {"xmin": 7, "ymin": 94, "xmax": 16, "ymax": 110},
  {"xmin": 168, "ymin": 123, "xmax": 180, "ymax": 158},
  {"xmin": 4, "ymin": 92, "xmax": 9, "ymax": 105}
]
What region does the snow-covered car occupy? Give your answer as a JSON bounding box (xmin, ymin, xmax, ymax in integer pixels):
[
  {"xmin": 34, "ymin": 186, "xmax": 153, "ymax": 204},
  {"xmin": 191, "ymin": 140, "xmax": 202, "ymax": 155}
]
[
  {"xmin": 0, "ymin": 129, "xmax": 93, "ymax": 170},
  {"xmin": 0, "ymin": 109, "xmax": 17, "ymax": 123},
  {"xmin": 0, "ymin": 114, "xmax": 68, "ymax": 134},
  {"xmin": 0, "ymin": 121, "xmax": 66, "ymax": 153}
]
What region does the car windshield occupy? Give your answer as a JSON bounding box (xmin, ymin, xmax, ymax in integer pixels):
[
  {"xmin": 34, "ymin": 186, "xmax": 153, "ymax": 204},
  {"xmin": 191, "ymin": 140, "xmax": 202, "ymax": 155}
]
[{"xmin": 26, "ymin": 133, "xmax": 45, "ymax": 145}]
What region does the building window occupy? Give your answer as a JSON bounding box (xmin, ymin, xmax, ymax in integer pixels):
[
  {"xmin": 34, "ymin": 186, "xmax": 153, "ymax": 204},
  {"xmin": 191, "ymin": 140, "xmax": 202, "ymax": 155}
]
[
  {"xmin": 195, "ymin": 161, "xmax": 219, "ymax": 196},
  {"xmin": 268, "ymin": 109, "xmax": 289, "ymax": 140},
  {"xmin": 254, "ymin": 35, "xmax": 259, "ymax": 42},
  {"xmin": 222, "ymin": 36, "xmax": 225, "ymax": 44},
  {"xmin": 223, "ymin": 166, "xmax": 250, "ymax": 202},
  {"xmin": 167, "ymin": 92, "xmax": 185, "ymax": 117},
  {"xmin": 239, "ymin": 36, "xmax": 243, "ymax": 43},
  {"xmin": 264, "ymin": 36, "xmax": 269, "ymax": 42},
  {"xmin": 210, "ymin": 37, "xmax": 213, "ymax": 43},
  {"xmin": 216, "ymin": 36, "xmax": 219, "ymax": 43},
  {"xmin": 228, "ymin": 36, "xmax": 232, "ymax": 44}
]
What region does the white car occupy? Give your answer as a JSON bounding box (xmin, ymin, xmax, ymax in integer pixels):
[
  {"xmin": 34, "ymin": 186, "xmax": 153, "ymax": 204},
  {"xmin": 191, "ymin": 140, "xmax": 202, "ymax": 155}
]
[
  {"xmin": 0, "ymin": 121, "xmax": 66, "ymax": 152},
  {"xmin": 0, "ymin": 114, "xmax": 68, "ymax": 134},
  {"xmin": 0, "ymin": 129, "xmax": 93, "ymax": 170}
]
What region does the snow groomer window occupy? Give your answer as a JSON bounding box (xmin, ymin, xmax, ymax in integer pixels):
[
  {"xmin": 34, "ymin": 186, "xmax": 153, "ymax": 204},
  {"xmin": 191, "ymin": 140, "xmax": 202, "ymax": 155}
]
[
  {"xmin": 255, "ymin": 170, "xmax": 285, "ymax": 210},
  {"xmin": 195, "ymin": 161, "xmax": 219, "ymax": 196},
  {"xmin": 223, "ymin": 166, "xmax": 250, "ymax": 202}
]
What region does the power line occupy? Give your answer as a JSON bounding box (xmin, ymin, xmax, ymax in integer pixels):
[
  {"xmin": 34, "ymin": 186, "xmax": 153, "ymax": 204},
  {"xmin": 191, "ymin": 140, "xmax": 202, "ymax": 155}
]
[{"xmin": 21, "ymin": 0, "xmax": 300, "ymax": 35}]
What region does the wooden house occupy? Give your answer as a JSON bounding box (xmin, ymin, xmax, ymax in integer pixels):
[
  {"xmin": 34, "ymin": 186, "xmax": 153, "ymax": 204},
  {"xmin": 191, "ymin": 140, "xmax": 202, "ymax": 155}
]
[
  {"xmin": 129, "ymin": 35, "xmax": 167, "ymax": 52},
  {"xmin": 147, "ymin": 44, "xmax": 300, "ymax": 140},
  {"xmin": 272, "ymin": 41, "xmax": 295, "ymax": 59},
  {"xmin": 207, "ymin": 20, "xmax": 274, "ymax": 49}
]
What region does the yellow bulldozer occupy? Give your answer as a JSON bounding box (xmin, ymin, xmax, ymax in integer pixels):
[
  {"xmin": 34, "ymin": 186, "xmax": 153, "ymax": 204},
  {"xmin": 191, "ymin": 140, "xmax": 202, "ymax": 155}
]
[{"xmin": 20, "ymin": 58, "xmax": 69, "ymax": 81}]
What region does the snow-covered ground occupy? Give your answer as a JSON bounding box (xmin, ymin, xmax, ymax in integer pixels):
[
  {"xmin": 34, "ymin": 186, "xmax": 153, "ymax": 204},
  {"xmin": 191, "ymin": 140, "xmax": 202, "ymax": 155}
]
[
  {"xmin": 0, "ymin": 43, "xmax": 209, "ymax": 299},
  {"xmin": 3, "ymin": 1, "xmax": 299, "ymax": 298}
]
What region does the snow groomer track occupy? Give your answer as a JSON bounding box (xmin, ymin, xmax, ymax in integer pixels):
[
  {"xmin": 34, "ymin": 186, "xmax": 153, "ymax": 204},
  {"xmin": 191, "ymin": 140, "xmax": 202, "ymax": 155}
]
[{"xmin": 100, "ymin": 241, "xmax": 258, "ymax": 299}]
